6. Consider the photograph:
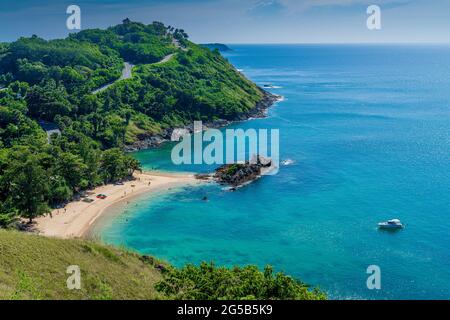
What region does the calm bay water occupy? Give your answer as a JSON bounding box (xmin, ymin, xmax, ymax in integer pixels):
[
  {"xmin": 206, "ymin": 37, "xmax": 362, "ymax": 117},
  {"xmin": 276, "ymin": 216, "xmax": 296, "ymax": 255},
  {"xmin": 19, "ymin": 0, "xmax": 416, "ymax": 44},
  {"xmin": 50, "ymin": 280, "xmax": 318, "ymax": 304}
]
[{"xmin": 100, "ymin": 45, "xmax": 450, "ymax": 299}]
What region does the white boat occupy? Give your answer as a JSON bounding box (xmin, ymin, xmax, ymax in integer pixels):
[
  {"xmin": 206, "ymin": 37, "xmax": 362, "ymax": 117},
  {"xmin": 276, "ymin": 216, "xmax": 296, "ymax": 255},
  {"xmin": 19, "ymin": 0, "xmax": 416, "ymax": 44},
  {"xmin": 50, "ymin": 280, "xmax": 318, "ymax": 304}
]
[{"xmin": 378, "ymin": 219, "xmax": 404, "ymax": 229}]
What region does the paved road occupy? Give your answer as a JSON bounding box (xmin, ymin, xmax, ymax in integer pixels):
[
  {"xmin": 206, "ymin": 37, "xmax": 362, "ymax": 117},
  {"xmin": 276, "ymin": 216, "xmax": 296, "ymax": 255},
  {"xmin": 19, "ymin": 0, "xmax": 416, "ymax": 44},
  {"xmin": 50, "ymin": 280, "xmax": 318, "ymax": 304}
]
[
  {"xmin": 91, "ymin": 52, "xmax": 177, "ymax": 95},
  {"xmin": 1, "ymin": 51, "xmax": 178, "ymax": 96},
  {"xmin": 155, "ymin": 53, "xmax": 176, "ymax": 65},
  {"xmin": 92, "ymin": 62, "xmax": 134, "ymax": 95},
  {"xmin": 39, "ymin": 121, "xmax": 61, "ymax": 143},
  {"xmin": 121, "ymin": 61, "xmax": 133, "ymax": 80}
]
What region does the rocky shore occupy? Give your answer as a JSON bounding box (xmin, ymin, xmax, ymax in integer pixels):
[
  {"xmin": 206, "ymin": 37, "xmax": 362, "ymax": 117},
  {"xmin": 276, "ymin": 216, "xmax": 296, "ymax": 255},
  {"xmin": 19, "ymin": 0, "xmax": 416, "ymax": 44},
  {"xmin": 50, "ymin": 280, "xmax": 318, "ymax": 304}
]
[
  {"xmin": 213, "ymin": 155, "xmax": 273, "ymax": 188},
  {"xmin": 124, "ymin": 90, "xmax": 281, "ymax": 152}
]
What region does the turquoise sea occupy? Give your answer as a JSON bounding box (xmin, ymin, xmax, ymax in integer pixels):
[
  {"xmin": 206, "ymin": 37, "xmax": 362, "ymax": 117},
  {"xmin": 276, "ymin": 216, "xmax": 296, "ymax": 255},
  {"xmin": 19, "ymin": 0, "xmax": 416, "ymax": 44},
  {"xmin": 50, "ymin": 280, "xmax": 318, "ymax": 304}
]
[{"xmin": 98, "ymin": 45, "xmax": 450, "ymax": 299}]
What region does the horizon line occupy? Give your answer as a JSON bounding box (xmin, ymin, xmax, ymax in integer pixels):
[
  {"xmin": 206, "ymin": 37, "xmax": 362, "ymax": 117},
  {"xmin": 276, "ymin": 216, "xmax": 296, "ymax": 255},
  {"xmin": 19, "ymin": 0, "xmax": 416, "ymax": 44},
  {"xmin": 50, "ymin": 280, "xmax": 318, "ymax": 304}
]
[{"xmin": 219, "ymin": 41, "xmax": 450, "ymax": 46}]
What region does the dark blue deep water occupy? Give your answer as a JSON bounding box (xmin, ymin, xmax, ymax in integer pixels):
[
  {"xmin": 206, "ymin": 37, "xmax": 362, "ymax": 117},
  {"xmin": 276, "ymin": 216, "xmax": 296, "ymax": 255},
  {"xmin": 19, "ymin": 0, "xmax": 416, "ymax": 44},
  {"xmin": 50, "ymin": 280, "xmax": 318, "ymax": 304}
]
[{"xmin": 99, "ymin": 45, "xmax": 450, "ymax": 299}]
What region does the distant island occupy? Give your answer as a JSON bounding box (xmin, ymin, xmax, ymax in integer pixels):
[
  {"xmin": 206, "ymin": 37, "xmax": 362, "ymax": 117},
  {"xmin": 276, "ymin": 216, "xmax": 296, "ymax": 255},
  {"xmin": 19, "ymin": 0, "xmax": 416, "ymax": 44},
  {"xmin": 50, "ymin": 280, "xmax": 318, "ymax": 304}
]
[{"xmin": 200, "ymin": 43, "xmax": 232, "ymax": 52}]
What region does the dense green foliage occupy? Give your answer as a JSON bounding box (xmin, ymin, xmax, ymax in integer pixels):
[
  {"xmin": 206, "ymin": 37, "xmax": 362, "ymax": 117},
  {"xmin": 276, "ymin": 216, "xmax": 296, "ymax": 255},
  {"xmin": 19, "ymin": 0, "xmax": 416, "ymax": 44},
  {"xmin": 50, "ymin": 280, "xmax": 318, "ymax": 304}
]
[
  {"xmin": 103, "ymin": 43, "xmax": 263, "ymax": 133},
  {"xmin": 0, "ymin": 20, "xmax": 319, "ymax": 301},
  {"xmin": 156, "ymin": 262, "xmax": 326, "ymax": 300},
  {"xmin": 0, "ymin": 19, "xmax": 263, "ymax": 225},
  {"xmin": 0, "ymin": 37, "xmax": 122, "ymax": 93},
  {"xmin": 201, "ymin": 43, "xmax": 232, "ymax": 52}
]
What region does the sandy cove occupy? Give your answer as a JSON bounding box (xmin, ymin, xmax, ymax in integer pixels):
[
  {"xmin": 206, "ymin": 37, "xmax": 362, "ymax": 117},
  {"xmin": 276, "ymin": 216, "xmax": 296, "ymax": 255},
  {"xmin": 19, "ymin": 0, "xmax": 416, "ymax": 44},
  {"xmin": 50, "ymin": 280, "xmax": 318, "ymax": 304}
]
[{"xmin": 35, "ymin": 171, "xmax": 200, "ymax": 239}]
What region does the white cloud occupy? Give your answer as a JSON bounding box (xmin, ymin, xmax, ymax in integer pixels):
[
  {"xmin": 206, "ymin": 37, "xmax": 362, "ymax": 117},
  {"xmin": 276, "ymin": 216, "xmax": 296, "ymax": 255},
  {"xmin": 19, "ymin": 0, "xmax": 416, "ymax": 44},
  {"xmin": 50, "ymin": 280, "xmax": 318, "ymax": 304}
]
[
  {"xmin": 278, "ymin": 0, "xmax": 412, "ymax": 12},
  {"xmin": 248, "ymin": 0, "xmax": 286, "ymax": 17}
]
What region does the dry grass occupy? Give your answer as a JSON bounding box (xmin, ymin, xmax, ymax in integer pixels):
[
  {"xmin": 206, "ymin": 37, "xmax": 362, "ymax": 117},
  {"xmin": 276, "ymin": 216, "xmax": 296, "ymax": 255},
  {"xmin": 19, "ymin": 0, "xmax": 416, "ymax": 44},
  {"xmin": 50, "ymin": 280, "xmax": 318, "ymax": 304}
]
[{"xmin": 0, "ymin": 230, "xmax": 164, "ymax": 300}]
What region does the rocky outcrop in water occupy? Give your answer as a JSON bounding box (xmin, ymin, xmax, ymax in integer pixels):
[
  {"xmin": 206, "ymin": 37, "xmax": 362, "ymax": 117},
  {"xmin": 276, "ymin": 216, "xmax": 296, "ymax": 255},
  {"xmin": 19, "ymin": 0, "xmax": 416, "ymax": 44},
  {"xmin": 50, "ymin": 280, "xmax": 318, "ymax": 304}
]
[{"xmin": 214, "ymin": 155, "xmax": 272, "ymax": 187}]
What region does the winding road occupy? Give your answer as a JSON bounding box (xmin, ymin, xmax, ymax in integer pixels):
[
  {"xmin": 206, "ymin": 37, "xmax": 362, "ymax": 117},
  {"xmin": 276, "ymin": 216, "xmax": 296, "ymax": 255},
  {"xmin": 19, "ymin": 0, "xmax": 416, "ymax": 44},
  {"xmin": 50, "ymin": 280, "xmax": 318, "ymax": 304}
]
[
  {"xmin": 155, "ymin": 53, "xmax": 176, "ymax": 65},
  {"xmin": 92, "ymin": 62, "xmax": 134, "ymax": 95},
  {"xmin": 91, "ymin": 52, "xmax": 177, "ymax": 95}
]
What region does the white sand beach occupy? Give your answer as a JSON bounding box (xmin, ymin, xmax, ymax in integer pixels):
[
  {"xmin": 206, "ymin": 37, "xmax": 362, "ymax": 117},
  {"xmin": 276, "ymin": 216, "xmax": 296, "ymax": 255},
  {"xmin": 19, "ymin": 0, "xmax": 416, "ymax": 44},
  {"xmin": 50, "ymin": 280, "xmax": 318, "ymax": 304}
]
[{"xmin": 35, "ymin": 171, "xmax": 200, "ymax": 239}]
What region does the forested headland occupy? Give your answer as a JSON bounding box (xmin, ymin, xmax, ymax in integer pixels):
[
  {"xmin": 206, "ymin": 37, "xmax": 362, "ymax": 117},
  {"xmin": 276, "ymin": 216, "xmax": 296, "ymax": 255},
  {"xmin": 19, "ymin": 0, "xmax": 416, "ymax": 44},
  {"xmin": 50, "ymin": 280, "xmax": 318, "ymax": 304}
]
[
  {"xmin": 0, "ymin": 20, "xmax": 327, "ymax": 301},
  {"xmin": 0, "ymin": 19, "xmax": 265, "ymax": 226}
]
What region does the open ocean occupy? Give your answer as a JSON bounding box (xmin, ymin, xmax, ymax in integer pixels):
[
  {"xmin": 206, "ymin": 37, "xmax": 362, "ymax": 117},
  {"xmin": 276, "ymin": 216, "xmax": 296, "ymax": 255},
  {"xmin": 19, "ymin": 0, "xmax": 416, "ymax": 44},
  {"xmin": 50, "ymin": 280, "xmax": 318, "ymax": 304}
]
[{"xmin": 98, "ymin": 45, "xmax": 450, "ymax": 299}]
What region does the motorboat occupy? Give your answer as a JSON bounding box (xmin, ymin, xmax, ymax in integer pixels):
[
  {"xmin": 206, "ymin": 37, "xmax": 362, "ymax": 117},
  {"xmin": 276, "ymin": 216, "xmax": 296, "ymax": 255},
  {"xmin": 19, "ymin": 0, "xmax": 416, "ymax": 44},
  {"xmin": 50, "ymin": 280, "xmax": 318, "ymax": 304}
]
[{"xmin": 378, "ymin": 219, "xmax": 403, "ymax": 229}]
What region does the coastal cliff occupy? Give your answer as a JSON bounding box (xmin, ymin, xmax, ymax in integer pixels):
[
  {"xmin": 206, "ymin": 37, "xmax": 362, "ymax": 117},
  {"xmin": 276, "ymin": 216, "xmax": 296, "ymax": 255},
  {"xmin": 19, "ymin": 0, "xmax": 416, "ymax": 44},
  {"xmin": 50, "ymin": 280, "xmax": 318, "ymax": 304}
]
[{"xmin": 124, "ymin": 90, "xmax": 281, "ymax": 152}]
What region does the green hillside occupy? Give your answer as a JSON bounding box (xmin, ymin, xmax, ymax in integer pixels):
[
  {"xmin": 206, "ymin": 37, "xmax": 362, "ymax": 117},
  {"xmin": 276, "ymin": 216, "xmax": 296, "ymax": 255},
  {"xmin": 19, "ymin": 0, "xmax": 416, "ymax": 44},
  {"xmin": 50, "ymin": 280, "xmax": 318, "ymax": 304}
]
[
  {"xmin": 0, "ymin": 19, "xmax": 265, "ymax": 227},
  {"xmin": 0, "ymin": 230, "xmax": 164, "ymax": 300},
  {"xmin": 0, "ymin": 20, "xmax": 318, "ymax": 301},
  {"xmin": 0, "ymin": 230, "xmax": 326, "ymax": 300},
  {"xmin": 0, "ymin": 19, "xmax": 263, "ymax": 145}
]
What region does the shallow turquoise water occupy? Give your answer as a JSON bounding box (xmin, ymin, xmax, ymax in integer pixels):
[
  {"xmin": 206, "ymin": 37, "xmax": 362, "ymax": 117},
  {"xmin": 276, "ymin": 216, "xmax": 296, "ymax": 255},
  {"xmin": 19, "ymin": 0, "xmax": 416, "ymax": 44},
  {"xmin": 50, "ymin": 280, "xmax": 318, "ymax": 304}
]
[{"xmin": 100, "ymin": 45, "xmax": 450, "ymax": 299}]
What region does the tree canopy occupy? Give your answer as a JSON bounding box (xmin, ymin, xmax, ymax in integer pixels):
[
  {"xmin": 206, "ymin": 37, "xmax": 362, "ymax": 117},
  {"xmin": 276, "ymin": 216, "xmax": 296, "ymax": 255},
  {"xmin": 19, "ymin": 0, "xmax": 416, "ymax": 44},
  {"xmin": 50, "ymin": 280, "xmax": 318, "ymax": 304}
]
[
  {"xmin": 0, "ymin": 19, "xmax": 263, "ymax": 226},
  {"xmin": 156, "ymin": 262, "xmax": 326, "ymax": 300}
]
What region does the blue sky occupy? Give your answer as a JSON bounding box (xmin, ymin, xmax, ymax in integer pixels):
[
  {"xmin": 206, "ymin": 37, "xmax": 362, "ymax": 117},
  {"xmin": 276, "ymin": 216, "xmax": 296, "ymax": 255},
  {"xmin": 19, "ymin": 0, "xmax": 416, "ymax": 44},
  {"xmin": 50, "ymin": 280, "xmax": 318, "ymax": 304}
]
[{"xmin": 1, "ymin": 0, "xmax": 450, "ymax": 43}]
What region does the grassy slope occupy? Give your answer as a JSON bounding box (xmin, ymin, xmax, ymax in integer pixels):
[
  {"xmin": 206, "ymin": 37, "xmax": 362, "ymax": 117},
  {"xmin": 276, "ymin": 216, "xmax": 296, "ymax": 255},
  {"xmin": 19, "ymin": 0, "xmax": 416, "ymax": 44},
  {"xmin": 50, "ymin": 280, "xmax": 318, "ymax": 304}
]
[{"xmin": 0, "ymin": 230, "xmax": 164, "ymax": 300}]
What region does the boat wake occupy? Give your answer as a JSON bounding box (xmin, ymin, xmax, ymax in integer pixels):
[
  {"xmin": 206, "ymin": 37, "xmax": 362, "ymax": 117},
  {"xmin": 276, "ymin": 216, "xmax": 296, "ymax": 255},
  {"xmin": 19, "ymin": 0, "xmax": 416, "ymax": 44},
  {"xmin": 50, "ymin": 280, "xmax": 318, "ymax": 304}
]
[
  {"xmin": 263, "ymin": 84, "xmax": 283, "ymax": 89},
  {"xmin": 281, "ymin": 159, "xmax": 295, "ymax": 166}
]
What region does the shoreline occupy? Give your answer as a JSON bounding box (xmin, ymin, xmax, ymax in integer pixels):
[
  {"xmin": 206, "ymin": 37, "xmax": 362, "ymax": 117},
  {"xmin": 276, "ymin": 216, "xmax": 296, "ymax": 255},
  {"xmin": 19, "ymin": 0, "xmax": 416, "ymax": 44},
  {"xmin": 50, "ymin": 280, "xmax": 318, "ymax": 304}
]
[
  {"xmin": 34, "ymin": 90, "xmax": 281, "ymax": 240},
  {"xmin": 34, "ymin": 171, "xmax": 201, "ymax": 239},
  {"xmin": 125, "ymin": 90, "xmax": 282, "ymax": 152}
]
